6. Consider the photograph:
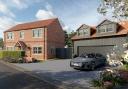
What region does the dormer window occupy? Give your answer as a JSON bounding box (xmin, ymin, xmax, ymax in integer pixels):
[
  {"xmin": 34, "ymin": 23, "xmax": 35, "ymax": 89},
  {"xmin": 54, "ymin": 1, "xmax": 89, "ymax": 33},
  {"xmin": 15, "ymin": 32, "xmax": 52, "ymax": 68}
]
[
  {"xmin": 98, "ymin": 29, "xmax": 105, "ymax": 33},
  {"xmin": 106, "ymin": 28, "xmax": 113, "ymax": 32},
  {"xmin": 96, "ymin": 20, "xmax": 117, "ymax": 34},
  {"xmin": 79, "ymin": 30, "xmax": 83, "ymax": 35},
  {"xmin": 83, "ymin": 30, "xmax": 88, "ymax": 35}
]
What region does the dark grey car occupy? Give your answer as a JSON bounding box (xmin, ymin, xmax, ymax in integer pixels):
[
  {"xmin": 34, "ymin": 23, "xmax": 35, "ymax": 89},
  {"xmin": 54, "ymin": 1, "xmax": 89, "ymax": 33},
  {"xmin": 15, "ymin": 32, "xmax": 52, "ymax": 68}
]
[{"xmin": 70, "ymin": 53, "xmax": 106, "ymax": 70}]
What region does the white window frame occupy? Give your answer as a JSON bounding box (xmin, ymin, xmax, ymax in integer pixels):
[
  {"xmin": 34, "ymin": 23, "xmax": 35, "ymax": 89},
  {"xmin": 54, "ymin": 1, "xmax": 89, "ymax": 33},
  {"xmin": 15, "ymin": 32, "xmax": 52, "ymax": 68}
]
[
  {"xmin": 7, "ymin": 32, "xmax": 14, "ymax": 40},
  {"xmin": 6, "ymin": 46, "xmax": 15, "ymax": 51},
  {"xmin": 98, "ymin": 28, "xmax": 106, "ymax": 33},
  {"xmin": 106, "ymin": 27, "xmax": 113, "ymax": 32},
  {"xmin": 83, "ymin": 29, "xmax": 88, "ymax": 35},
  {"xmin": 98, "ymin": 24, "xmax": 114, "ymax": 33},
  {"xmin": 32, "ymin": 28, "xmax": 43, "ymax": 38},
  {"xmin": 19, "ymin": 31, "xmax": 24, "ymax": 39},
  {"xmin": 32, "ymin": 46, "xmax": 42, "ymax": 54}
]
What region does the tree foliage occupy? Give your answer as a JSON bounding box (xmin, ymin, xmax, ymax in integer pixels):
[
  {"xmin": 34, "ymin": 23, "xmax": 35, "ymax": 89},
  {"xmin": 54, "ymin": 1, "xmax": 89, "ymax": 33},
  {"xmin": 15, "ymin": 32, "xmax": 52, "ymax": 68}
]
[
  {"xmin": 0, "ymin": 38, "xmax": 3, "ymax": 48},
  {"xmin": 98, "ymin": 0, "xmax": 128, "ymax": 20},
  {"xmin": 64, "ymin": 30, "xmax": 76, "ymax": 47}
]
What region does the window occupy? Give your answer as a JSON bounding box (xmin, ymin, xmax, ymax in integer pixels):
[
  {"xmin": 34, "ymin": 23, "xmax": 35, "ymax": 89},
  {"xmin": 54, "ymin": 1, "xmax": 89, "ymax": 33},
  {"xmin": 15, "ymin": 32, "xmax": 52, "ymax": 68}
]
[
  {"xmin": 98, "ymin": 29, "xmax": 106, "ymax": 33},
  {"xmin": 6, "ymin": 46, "xmax": 14, "ymax": 51},
  {"xmin": 79, "ymin": 30, "xmax": 83, "ymax": 35},
  {"xmin": 20, "ymin": 31, "xmax": 24, "ymax": 39},
  {"xmin": 33, "ymin": 47, "xmax": 42, "ymax": 54},
  {"xmin": 97, "ymin": 24, "xmax": 114, "ymax": 33},
  {"xmin": 32, "ymin": 28, "xmax": 42, "ymax": 38},
  {"xmin": 106, "ymin": 28, "xmax": 113, "ymax": 32},
  {"xmin": 83, "ymin": 30, "xmax": 88, "ymax": 35},
  {"xmin": 7, "ymin": 32, "xmax": 14, "ymax": 40}
]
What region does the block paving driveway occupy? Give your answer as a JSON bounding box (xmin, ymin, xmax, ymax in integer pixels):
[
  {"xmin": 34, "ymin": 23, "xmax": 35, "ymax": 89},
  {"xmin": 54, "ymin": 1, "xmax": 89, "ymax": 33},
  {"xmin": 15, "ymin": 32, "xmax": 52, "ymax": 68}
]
[{"xmin": 15, "ymin": 59, "xmax": 103, "ymax": 89}]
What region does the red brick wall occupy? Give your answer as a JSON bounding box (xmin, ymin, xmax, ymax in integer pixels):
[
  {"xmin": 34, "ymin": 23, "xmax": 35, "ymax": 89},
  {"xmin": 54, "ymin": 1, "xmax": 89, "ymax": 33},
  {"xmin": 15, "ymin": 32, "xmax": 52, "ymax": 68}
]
[
  {"xmin": 47, "ymin": 19, "xmax": 65, "ymax": 58},
  {"xmin": 4, "ymin": 28, "xmax": 46, "ymax": 60},
  {"xmin": 4, "ymin": 19, "xmax": 65, "ymax": 60}
]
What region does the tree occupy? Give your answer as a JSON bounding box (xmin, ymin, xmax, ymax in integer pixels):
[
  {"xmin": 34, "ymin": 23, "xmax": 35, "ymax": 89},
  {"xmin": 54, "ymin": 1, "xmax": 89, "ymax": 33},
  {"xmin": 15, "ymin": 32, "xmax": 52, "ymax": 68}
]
[
  {"xmin": 64, "ymin": 30, "xmax": 76, "ymax": 47},
  {"xmin": 0, "ymin": 38, "xmax": 3, "ymax": 48},
  {"xmin": 98, "ymin": 0, "xmax": 128, "ymax": 20}
]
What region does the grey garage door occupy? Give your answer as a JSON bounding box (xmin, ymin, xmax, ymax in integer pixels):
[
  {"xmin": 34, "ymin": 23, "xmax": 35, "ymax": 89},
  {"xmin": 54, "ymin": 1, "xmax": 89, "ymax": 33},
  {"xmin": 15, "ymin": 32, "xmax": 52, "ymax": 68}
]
[{"xmin": 78, "ymin": 45, "xmax": 114, "ymax": 56}]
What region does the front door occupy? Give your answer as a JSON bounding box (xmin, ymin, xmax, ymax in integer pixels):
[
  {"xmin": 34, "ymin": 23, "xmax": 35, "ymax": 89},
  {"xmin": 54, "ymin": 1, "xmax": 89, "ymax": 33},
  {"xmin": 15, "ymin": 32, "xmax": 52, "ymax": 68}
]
[{"xmin": 26, "ymin": 48, "xmax": 31, "ymax": 57}]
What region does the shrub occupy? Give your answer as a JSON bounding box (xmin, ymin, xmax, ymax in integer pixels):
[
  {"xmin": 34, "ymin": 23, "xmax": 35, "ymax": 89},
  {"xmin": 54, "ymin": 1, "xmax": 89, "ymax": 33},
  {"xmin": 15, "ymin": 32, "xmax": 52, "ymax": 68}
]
[
  {"xmin": 0, "ymin": 51, "xmax": 25, "ymax": 63},
  {"xmin": 91, "ymin": 79, "xmax": 102, "ymax": 87},
  {"xmin": 124, "ymin": 64, "xmax": 128, "ymax": 70},
  {"xmin": 92, "ymin": 69, "xmax": 128, "ymax": 89}
]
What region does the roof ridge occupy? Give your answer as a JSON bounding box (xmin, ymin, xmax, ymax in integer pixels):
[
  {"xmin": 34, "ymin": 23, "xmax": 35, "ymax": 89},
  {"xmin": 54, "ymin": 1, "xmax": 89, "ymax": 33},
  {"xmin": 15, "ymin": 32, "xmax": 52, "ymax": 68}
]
[{"xmin": 4, "ymin": 18, "xmax": 58, "ymax": 32}]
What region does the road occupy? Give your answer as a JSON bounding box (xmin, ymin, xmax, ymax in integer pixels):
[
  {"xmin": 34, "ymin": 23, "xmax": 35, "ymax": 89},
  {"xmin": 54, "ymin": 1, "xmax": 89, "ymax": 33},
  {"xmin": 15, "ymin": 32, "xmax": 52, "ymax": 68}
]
[{"xmin": 0, "ymin": 61, "xmax": 59, "ymax": 89}]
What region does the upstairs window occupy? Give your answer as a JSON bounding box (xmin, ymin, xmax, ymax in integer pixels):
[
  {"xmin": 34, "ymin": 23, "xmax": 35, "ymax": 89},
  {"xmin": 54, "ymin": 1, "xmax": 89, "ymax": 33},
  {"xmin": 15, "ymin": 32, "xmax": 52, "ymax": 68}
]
[
  {"xmin": 7, "ymin": 32, "xmax": 14, "ymax": 40},
  {"xmin": 32, "ymin": 28, "xmax": 42, "ymax": 38},
  {"xmin": 83, "ymin": 30, "xmax": 88, "ymax": 35},
  {"xmin": 79, "ymin": 30, "xmax": 83, "ymax": 35},
  {"xmin": 106, "ymin": 28, "xmax": 113, "ymax": 32},
  {"xmin": 19, "ymin": 31, "xmax": 24, "ymax": 39},
  {"xmin": 78, "ymin": 29, "xmax": 88, "ymax": 36},
  {"xmin": 97, "ymin": 24, "xmax": 114, "ymax": 33},
  {"xmin": 98, "ymin": 29, "xmax": 106, "ymax": 33}
]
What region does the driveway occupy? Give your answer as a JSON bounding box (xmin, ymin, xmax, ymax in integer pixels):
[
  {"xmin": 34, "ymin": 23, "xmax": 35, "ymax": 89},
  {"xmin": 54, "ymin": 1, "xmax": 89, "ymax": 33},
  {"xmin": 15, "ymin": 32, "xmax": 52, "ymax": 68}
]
[
  {"xmin": 14, "ymin": 59, "xmax": 103, "ymax": 89},
  {"xmin": 0, "ymin": 61, "xmax": 58, "ymax": 89}
]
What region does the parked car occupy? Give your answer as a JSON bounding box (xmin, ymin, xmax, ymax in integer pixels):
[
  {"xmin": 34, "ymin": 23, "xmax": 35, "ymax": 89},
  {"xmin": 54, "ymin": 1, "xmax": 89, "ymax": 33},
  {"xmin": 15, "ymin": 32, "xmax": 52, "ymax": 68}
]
[{"xmin": 70, "ymin": 53, "xmax": 106, "ymax": 70}]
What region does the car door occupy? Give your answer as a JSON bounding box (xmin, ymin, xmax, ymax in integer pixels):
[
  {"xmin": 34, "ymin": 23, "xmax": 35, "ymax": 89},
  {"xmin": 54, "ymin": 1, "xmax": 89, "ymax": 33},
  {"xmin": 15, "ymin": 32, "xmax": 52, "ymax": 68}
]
[
  {"xmin": 95, "ymin": 54, "xmax": 103, "ymax": 65},
  {"xmin": 96, "ymin": 54, "xmax": 105, "ymax": 65}
]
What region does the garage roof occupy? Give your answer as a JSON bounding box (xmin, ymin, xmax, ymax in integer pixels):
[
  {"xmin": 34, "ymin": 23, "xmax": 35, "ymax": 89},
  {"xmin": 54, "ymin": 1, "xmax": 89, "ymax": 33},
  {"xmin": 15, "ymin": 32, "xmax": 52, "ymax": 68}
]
[{"xmin": 71, "ymin": 20, "xmax": 128, "ymax": 41}]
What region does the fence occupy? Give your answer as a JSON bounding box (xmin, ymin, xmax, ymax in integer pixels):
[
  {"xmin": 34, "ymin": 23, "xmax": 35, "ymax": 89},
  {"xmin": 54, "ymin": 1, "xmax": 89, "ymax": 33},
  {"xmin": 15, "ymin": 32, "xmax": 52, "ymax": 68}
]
[{"xmin": 56, "ymin": 48, "xmax": 72, "ymax": 59}]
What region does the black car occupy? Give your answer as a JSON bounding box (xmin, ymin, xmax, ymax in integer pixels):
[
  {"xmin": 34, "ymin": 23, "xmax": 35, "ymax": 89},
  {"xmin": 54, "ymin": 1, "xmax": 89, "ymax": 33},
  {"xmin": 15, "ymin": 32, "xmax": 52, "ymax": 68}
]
[{"xmin": 70, "ymin": 53, "xmax": 106, "ymax": 70}]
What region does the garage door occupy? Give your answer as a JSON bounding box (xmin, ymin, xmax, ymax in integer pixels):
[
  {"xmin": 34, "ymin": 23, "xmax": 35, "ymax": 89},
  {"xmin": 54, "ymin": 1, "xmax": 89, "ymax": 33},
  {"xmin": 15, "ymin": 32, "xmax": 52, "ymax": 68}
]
[{"xmin": 78, "ymin": 45, "xmax": 114, "ymax": 56}]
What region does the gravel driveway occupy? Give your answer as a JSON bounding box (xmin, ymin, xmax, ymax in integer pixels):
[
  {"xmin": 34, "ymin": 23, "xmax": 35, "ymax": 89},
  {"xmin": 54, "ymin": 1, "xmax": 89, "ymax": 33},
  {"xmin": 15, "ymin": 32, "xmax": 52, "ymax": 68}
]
[{"xmin": 14, "ymin": 59, "xmax": 103, "ymax": 89}]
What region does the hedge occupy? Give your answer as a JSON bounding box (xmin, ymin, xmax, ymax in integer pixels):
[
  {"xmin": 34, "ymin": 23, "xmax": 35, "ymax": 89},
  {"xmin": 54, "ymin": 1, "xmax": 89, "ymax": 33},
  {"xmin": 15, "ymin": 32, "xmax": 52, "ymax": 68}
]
[{"xmin": 0, "ymin": 51, "xmax": 25, "ymax": 59}]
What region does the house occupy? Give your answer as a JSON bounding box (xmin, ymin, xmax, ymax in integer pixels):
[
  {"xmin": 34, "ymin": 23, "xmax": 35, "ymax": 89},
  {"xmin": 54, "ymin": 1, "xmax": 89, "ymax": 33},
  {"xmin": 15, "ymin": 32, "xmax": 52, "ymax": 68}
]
[
  {"xmin": 4, "ymin": 18, "xmax": 65, "ymax": 60},
  {"xmin": 71, "ymin": 19, "xmax": 128, "ymax": 57}
]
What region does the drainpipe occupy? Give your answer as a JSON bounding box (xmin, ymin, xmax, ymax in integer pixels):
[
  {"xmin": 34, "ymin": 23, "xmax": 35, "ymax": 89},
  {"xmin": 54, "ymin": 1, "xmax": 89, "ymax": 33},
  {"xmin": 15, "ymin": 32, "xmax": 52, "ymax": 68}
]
[{"xmin": 44, "ymin": 27, "xmax": 46, "ymax": 60}]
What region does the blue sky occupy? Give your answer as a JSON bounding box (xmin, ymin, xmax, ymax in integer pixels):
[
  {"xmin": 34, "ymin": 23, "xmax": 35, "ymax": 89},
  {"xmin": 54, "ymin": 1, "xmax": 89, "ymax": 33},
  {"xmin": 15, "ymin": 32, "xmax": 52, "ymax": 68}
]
[{"xmin": 0, "ymin": 0, "xmax": 110, "ymax": 38}]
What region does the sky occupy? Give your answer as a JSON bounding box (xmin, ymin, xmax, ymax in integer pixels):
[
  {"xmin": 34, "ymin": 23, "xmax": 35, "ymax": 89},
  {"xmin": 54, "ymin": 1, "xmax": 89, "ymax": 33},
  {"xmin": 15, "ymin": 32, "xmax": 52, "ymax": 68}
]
[{"xmin": 0, "ymin": 0, "xmax": 111, "ymax": 38}]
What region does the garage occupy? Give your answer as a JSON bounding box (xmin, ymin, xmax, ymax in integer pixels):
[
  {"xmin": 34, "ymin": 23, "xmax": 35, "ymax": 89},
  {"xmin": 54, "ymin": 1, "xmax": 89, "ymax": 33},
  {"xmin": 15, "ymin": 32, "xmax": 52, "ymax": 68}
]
[{"xmin": 78, "ymin": 45, "xmax": 114, "ymax": 56}]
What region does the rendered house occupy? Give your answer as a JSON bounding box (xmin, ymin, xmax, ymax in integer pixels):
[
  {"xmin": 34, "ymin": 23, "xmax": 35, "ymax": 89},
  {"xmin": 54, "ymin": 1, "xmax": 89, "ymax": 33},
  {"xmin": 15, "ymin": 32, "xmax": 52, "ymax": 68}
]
[
  {"xmin": 71, "ymin": 19, "xmax": 128, "ymax": 56},
  {"xmin": 4, "ymin": 18, "xmax": 65, "ymax": 60}
]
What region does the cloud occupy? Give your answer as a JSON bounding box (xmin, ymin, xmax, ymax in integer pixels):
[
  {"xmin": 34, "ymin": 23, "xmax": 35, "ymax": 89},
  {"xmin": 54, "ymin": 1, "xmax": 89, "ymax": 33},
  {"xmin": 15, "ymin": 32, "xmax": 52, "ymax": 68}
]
[
  {"xmin": 36, "ymin": 2, "xmax": 56, "ymax": 20},
  {"xmin": 0, "ymin": 1, "xmax": 15, "ymax": 17},
  {"xmin": 0, "ymin": 16, "xmax": 17, "ymax": 30},
  {"xmin": 11, "ymin": 0, "xmax": 28, "ymax": 9},
  {"xmin": 36, "ymin": 9, "xmax": 56, "ymax": 20},
  {"xmin": 45, "ymin": 3, "xmax": 53, "ymax": 11},
  {"xmin": 0, "ymin": 16, "xmax": 18, "ymax": 37}
]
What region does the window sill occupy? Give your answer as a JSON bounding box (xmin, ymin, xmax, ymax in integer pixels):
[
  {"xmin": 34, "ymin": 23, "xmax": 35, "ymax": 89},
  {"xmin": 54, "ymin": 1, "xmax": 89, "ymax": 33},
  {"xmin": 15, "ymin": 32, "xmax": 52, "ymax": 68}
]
[
  {"xmin": 32, "ymin": 53, "xmax": 42, "ymax": 55},
  {"xmin": 7, "ymin": 39, "xmax": 14, "ymax": 40},
  {"xmin": 32, "ymin": 37, "xmax": 43, "ymax": 38}
]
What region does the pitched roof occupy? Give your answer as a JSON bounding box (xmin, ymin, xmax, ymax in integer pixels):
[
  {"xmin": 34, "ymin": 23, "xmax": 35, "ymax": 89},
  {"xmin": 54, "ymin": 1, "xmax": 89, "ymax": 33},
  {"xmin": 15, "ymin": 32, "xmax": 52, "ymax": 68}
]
[
  {"xmin": 96, "ymin": 19, "xmax": 117, "ymax": 27},
  {"xmin": 71, "ymin": 20, "xmax": 128, "ymax": 40},
  {"xmin": 4, "ymin": 18, "xmax": 58, "ymax": 32}
]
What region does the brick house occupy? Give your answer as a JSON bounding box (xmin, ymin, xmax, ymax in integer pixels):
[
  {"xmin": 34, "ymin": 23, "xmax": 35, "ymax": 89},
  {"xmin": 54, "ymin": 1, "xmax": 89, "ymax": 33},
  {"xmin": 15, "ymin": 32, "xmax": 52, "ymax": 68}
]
[
  {"xmin": 71, "ymin": 19, "xmax": 128, "ymax": 57},
  {"xmin": 4, "ymin": 18, "xmax": 65, "ymax": 60}
]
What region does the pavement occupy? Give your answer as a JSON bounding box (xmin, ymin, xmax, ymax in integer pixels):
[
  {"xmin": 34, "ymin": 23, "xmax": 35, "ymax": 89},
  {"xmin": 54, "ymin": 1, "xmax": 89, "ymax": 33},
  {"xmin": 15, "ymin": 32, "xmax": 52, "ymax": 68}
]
[
  {"xmin": 0, "ymin": 61, "xmax": 59, "ymax": 89},
  {"xmin": 14, "ymin": 59, "xmax": 102, "ymax": 89}
]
